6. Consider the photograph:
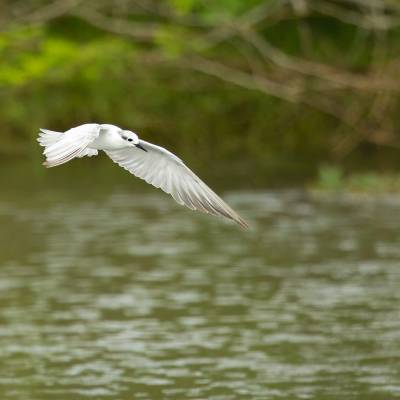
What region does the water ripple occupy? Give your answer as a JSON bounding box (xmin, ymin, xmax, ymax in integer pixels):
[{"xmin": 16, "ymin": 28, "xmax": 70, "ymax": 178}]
[{"xmin": 0, "ymin": 190, "xmax": 399, "ymax": 399}]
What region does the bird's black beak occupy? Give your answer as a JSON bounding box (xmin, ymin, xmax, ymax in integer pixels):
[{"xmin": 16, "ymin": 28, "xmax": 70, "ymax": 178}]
[{"xmin": 135, "ymin": 143, "xmax": 147, "ymax": 152}]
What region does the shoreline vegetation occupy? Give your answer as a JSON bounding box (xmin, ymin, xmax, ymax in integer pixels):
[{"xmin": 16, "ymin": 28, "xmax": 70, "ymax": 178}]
[
  {"xmin": 2, "ymin": 157, "xmax": 400, "ymax": 197},
  {"xmin": 310, "ymin": 165, "xmax": 400, "ymax": 196}
]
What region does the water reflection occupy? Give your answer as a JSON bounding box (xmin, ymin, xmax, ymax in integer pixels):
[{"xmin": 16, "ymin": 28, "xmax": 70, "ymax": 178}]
[{"xmin": 0, "ymin": 187, "xmax": 400, "ymax": 399}]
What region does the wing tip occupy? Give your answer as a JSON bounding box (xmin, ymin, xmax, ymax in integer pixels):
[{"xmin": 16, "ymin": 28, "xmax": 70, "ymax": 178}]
[{"xmin": 236, "ymin": 217, "xmax": 250, "ymax": 230}]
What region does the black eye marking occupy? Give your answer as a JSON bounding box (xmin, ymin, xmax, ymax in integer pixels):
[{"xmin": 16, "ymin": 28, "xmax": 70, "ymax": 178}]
[{"xmin": 128, "ymin": 138, "xmax": 133, "ymax": 142}]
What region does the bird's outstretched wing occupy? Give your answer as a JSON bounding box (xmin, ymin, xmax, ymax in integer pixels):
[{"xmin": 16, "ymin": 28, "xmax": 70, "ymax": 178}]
[
  {"xmin": 105, "ymin": 140, "xmax": 249, "ymax": 229},
  {"xmin": 39, "ymin": 124, "xmax": 100, "ymax": 167}
]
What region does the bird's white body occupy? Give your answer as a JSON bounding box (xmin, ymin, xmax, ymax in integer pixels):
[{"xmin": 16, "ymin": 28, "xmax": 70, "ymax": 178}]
[
  {"xmin": 89, "ymin": 124, "xmax": 123, "ymax": 150},
  {"xmin": 89, "ymin": 124, "xmax": 139, "ymax": 150},
  {"xmin": 38, "ymin": 123, "xmax": 248, "ymax": 228}
]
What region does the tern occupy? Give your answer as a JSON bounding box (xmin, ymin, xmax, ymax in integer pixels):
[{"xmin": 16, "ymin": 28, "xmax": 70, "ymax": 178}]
[{"xmin": 38, "ymin": 123, "xmax": 248, "ymax": 229}]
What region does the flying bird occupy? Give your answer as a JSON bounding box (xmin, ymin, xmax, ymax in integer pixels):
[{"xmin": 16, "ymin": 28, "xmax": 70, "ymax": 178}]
[{"xmin": 38, "ymin": 123, "xmax": 248, "ymax": 229}]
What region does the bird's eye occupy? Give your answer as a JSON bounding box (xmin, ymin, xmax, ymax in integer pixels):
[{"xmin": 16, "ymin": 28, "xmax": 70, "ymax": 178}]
[{"xmin": 128, "ymin": 138, "xmax": 133, "ymax": 142}]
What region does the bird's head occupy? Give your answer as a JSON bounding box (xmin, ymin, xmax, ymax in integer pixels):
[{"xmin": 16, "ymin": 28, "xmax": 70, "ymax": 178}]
[
  {"xmin": 120, "ymin": 130, "xmax": 139, "ymax": 144},
  {"xmin": 120, "ymin": 130, "xmax": 147, "ymax": 152}
]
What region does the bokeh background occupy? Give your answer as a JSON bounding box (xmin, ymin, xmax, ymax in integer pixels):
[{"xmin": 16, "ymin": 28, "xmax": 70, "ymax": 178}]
[
  {"xmin": 2, "ymin": 0, "xmax": 400, "ymax": 183},
  {"xmin": 1, "ymin": 2, "xmax": 400, "ymax": 400}
]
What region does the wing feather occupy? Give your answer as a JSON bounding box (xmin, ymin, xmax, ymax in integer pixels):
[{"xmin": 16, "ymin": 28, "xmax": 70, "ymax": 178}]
[{"xmin": 105, "ymin": 140, "xmax": 248, "ymax": 228}]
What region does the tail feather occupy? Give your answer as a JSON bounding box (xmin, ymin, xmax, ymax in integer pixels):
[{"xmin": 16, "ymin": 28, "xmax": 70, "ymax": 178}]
[
  {"xmin": 38, "ymin": 129, "xmax": 64, "ymax": 147},
  {"xmin": 38, "ymin": 128, "xmax": 98, "ymax": 167}
]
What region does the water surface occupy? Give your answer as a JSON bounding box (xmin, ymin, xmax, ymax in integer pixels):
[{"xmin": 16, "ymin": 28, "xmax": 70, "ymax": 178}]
[{"xmin": 0, "ymin": 178, "xmax": 400, "ymax": 399}]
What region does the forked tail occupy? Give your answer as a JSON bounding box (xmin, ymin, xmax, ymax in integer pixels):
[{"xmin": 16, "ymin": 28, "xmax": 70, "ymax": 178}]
[{"xmin": 37, "ymin": 128, "xmax": 97, "ymax": 167}]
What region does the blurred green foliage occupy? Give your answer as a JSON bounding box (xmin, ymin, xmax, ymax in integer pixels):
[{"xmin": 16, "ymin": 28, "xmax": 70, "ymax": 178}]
[
  {"xmin": 314, "ymin": 165, "xmax": 345, "ymax": 192},
  {"xmin": 313, "ymin": 165, "xmax": 400, "ymax": 194},
  {"xmin": 1, "ymin": 0, "xmax": 400, "ymax": 184}
]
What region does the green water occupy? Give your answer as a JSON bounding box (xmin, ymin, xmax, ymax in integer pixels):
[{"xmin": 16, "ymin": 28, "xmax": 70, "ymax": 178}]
[{"xmin": 1, "ymin": 169, "xmax": 400, "ymax": 399}]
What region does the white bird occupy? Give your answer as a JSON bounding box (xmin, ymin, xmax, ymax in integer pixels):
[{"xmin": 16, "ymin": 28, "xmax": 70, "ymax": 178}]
[{"xmin": 38, "ymin": 123, "xmax": 249, "ymax": 229}]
